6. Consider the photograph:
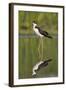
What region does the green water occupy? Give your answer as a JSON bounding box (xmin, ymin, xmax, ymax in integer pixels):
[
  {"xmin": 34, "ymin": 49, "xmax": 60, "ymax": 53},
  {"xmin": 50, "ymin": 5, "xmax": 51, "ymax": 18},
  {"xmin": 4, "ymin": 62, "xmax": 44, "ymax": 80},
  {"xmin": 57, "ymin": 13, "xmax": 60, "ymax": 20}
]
[{"xmin": 19, "ymin": 35, "xmax": 58, "ymax": 79}]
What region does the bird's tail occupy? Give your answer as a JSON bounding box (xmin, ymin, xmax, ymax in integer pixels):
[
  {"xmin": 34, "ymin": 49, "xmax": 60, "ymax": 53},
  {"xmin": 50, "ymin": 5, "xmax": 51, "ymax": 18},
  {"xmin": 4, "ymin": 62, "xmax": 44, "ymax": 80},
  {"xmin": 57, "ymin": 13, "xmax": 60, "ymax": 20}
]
[{"xmin": 46, "ymin": 35, "xmax": 53, "ymax": 39}]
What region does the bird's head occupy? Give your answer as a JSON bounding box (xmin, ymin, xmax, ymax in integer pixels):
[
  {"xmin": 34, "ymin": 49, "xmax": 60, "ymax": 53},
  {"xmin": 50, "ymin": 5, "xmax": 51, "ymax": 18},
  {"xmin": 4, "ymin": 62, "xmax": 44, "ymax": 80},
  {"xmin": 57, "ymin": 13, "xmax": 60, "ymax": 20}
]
[{"xmin": 32, "ymin": 21, "xmax": 37, "ymax": 27}]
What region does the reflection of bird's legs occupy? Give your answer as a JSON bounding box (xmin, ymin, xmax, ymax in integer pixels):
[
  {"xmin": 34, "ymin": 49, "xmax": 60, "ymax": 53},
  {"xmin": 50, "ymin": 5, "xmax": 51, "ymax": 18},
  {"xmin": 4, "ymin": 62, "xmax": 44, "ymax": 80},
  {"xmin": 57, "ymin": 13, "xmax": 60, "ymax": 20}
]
[
  {"xmin": 38, "ymin": 38, "xmax": 43, "ymax": 61},
  {"xmin": 38, "ymin": 38, "xmax": 41, "ymax": 60},
  {"xmin": 41, "ymin": 37, "xmax": 43, "ymax": 61}
]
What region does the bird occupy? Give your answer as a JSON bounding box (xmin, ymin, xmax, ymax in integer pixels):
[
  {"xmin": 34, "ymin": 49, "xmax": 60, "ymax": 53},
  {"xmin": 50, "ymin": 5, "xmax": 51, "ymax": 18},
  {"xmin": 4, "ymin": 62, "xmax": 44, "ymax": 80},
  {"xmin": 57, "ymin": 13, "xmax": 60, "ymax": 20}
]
[{"xmin": 32, "ymin": 21, "xmax": 52, "ymax": 39}]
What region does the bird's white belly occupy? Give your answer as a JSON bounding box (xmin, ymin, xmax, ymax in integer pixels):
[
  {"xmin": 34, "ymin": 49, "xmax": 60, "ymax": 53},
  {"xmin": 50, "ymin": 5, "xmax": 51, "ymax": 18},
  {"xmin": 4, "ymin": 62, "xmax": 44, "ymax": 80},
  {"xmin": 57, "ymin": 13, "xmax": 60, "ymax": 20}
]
[{"xmin": 33, "ymin": 28, "xmax": 43, "ymax": 37}]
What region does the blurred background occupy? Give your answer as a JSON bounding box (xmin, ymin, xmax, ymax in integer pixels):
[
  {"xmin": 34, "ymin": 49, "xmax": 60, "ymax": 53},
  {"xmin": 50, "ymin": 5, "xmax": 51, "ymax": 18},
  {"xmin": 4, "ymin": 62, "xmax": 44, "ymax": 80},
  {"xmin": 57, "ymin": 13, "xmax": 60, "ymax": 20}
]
[{"xmin": 18, "ymin": 11, "xmax": 58, "ymax": 79}]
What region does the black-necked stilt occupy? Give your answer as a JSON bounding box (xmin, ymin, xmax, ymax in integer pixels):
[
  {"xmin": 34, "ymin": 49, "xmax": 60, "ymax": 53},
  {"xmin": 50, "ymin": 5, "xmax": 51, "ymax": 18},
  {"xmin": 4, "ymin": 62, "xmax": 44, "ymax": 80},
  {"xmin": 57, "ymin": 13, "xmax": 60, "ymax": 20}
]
[
  {"xmin": 32, "ymin": 21, "xmax": 52, "ymax": 60},
  {"xmin": 32, "ymin": 21, "xmax": 52, "ymax": 39}
]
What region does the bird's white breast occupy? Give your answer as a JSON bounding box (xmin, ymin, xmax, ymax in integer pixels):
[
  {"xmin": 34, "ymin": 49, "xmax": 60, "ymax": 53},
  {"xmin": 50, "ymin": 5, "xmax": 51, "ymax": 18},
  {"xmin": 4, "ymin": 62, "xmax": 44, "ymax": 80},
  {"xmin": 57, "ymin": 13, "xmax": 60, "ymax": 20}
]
[{"xmin": 33, "ymin": 27, "xmax": 43, "ymax": 37}]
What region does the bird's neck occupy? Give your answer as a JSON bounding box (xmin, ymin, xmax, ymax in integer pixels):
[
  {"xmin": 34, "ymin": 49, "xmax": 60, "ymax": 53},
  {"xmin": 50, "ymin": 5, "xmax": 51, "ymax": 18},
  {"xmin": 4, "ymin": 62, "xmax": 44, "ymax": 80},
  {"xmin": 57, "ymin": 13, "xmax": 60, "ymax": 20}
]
[{"xmin": 33, "ymin": 24, "xmax": 37, "ymax": 28}]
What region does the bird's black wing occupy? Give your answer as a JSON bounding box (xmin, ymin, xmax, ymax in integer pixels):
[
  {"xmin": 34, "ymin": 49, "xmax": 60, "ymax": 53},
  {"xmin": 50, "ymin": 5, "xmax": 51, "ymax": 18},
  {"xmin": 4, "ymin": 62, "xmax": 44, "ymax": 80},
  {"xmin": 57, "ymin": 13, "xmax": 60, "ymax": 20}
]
[
  {"xmin": 35, "ymin": 26, "xmax": 52, "ymax": 39},
  {"xmin": 35, "ymin": 26, "xmax": 48, "ymax": 36}
]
